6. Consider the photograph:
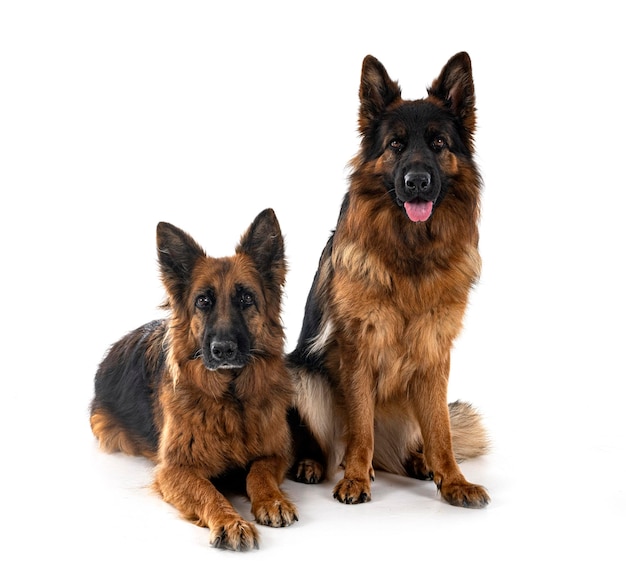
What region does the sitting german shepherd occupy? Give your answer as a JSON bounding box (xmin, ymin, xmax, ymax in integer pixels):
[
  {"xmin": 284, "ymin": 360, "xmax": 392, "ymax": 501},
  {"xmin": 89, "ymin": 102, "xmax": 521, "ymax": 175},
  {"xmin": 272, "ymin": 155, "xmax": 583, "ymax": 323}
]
[{"xmin": 288, "ymin": 53, "xmax": 490, "ymax": 508}]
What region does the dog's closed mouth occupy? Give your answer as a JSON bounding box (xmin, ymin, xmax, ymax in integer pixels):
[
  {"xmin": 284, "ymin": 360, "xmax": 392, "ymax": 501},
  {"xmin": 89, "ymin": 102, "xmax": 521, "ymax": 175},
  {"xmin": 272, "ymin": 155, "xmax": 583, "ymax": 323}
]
[
  {"xmin": 209, "ymin": 361, "xmax": 246, "ymax": 371},
  {"xmin": 404, "ymin": 199, "xmax": 433, "ymax": 222}
]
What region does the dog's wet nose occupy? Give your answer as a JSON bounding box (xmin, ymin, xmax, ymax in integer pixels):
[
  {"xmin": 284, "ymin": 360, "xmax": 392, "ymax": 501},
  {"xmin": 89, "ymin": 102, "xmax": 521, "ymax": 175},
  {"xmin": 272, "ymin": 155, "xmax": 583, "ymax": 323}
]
[
  {"xmin": 404, "ymin": 171, "xmax": 432, "ymax": 195},
  {"xmin": 211, "ymin": 340, "xmax": 238, "ymax": 362}
]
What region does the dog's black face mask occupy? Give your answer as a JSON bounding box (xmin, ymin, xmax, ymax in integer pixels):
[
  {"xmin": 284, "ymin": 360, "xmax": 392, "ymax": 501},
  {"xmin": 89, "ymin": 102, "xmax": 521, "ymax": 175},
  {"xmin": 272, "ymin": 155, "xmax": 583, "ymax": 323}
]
[
  {"xmin": 357, "ymin": 53, "xmax": 476, "ymax": 224},
  {"xmin": 381, "ymin": 103, "xmax": 457, "ymax": 223},
  {"xmin": 195, "ymin": 285, "xmax": 254, "ymax": 371}
]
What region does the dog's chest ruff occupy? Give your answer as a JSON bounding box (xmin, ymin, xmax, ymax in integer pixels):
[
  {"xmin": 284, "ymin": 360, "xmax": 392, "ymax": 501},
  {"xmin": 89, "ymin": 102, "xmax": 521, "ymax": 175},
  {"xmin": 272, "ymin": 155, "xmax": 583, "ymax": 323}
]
[{"xmin": 328, "ymin": 243, "xmax": 479, "ymax": 390}]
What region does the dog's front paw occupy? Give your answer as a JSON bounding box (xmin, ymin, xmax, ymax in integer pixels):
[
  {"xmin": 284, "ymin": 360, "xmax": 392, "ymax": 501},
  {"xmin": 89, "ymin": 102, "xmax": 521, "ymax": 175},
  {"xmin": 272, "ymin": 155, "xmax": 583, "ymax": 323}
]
[
  {"xmin": 253, "ymin": 497, "xmax": 299, "ymax": 528},
  {"xmin": 439, "ymin": 480, "xmax": 490, "ymax": 509},
  {"xmin": 209, "ymin": 519, "xmax": 259, "ymax": 551},
  {"xmin": 333, "ymin": 477, "xmax": 371, "ymax": 504}
]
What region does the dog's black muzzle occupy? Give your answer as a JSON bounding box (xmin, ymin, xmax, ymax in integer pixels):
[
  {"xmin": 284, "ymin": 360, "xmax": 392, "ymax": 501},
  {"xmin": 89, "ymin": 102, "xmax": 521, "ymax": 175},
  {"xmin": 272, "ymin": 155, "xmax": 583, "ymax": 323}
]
[
  {"xmin": 404, "ymin": 171, "xmax": 436, "ymax": 200},
  {"xmin": 203, "ymin": 334, "xmax": 249, "ymax": 370},
  {"xmin": 395, "ymin": 161, "xmax": 441, "ymax": 205}
]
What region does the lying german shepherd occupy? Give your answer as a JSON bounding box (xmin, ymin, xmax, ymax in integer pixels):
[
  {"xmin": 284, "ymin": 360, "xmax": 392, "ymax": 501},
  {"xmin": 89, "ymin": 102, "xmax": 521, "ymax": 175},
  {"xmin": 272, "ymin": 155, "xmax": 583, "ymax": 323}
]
[
  {"xmin": 288, "ymin": 53, "xmax": 490, "ymax": 508},
  {"xmin": 90, "ymin": 209, "xmax": 298, "ymax": 550}
]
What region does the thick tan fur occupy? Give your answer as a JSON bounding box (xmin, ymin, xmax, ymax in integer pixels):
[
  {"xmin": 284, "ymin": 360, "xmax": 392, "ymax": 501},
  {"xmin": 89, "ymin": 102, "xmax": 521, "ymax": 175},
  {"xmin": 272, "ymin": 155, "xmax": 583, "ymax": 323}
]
[
  {"xmin": 290, "ymin": 54, "xmax": 490, "ymax": 508},
  {"xmin": 91, "ymin": 210, "xmax": 297, "ymax": 550}
]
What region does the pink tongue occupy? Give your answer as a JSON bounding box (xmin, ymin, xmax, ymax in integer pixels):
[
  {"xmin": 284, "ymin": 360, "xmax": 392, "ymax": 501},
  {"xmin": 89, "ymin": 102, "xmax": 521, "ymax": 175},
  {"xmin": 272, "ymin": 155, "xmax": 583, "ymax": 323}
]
[{"xmin": 404, "ymin": 200, "xmax": 433, "ymax": 222}]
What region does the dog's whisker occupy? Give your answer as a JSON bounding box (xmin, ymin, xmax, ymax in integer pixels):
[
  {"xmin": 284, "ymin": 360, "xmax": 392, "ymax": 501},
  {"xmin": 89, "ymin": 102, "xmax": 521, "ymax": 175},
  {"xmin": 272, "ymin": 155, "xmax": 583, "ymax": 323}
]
[{"xmin": 248, "ymin": 349, "xmax": 268, "ymax": 362}]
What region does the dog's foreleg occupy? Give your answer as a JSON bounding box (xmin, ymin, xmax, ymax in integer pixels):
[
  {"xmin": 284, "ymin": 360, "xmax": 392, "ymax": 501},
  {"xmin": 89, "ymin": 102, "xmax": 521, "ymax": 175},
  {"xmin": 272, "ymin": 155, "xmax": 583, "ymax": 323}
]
[
  {"xmin": 414, "ymin": 361, "xmax": 490, "ymax": 508},
  {"xmin": 332, "ymin": 362, "xmax": 376, "ymax": 504},
  {"xmin": 155, "ymin": 464, "xmax": 260, "ymax": 550},
  {"xmin": 247, "ymin": 455, "xmax": 299, "ymax": 527}
]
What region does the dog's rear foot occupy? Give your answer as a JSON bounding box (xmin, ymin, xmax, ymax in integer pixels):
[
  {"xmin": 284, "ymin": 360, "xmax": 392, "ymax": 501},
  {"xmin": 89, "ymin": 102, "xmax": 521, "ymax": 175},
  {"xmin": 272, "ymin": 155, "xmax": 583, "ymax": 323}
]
[
  {"xmin": 405, "ymin": 450, "xmax": 433, "ymax": 480},
  {"xmin": 295, "ymin": 458, "xmax": 324, "ymax": 484}
]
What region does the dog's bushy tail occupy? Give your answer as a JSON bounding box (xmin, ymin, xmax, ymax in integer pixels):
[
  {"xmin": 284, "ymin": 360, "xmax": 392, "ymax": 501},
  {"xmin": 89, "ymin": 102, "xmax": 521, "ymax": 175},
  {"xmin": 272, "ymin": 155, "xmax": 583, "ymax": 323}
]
[{"xmin": 449, "ymin": 400, "xmax": 490, "ymax": 460}]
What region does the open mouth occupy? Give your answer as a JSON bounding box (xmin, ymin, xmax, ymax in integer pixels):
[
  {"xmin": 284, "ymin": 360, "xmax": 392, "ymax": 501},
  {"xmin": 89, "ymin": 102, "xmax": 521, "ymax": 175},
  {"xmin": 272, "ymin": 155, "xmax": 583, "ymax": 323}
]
[{"xmin": 404, "ymin": 199, "xmax": 433, "ymax": 222}]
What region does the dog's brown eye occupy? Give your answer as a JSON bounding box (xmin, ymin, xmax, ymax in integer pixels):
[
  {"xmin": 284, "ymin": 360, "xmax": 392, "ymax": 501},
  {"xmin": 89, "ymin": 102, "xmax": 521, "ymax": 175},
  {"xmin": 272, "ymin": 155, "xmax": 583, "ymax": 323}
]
[
  {"xmin": 195, "ymin": 295, "xmax": 213, "ymax": 310},
  {"xmin": 389, "ymin": 139, "xmax": 404, "ymax": 153},
  {"xmin": 431, "ymin": 136, "xmax": 447, "ymax": 151},
  {"xmin": 240, "ymin": 292, "xmax": 255, "ymax": 309}
]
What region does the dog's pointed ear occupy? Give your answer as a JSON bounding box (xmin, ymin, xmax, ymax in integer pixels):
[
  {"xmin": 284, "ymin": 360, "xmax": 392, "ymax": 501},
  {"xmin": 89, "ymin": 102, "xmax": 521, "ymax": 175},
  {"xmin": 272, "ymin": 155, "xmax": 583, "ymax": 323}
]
[
  {"xmin": 358, "ymin": 55, "xmax": 402, "ymax": 136},
  {"xmin": 428, "ymin": 52, "xmax": 476, "ymax": 134},
  {"xmin": 157, "ymin": 222, "xmax": 205, "ymax": 304},
  {"xmin": 237, "ymin": 208, "xmax": 286, "ymax": 289}
]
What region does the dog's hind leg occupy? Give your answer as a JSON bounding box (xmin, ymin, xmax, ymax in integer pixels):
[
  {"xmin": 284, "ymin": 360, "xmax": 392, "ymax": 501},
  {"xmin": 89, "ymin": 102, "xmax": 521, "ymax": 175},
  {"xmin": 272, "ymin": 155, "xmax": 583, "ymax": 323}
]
[
  {"xmin": 90, "ymin": 407, "xmax": 157, "ymax": 460},
  {"xmin": 288, "ymin": 366, "xmax": 339, "ymax": 484},
  {"xmin": 404, "ymin": 449, "xmax": 433, "ymax": 480},
  {"xmin": 288, "ymin": 408, "xmax": 326, "ymax": 484}
]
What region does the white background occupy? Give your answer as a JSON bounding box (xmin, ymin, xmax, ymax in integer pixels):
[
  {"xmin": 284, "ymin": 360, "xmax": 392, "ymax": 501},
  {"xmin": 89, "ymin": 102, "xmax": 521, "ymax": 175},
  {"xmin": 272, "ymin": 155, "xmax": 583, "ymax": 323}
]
[{"xmin": 2, "ymin": 1, "xmax": 625, "ymax": 577}]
